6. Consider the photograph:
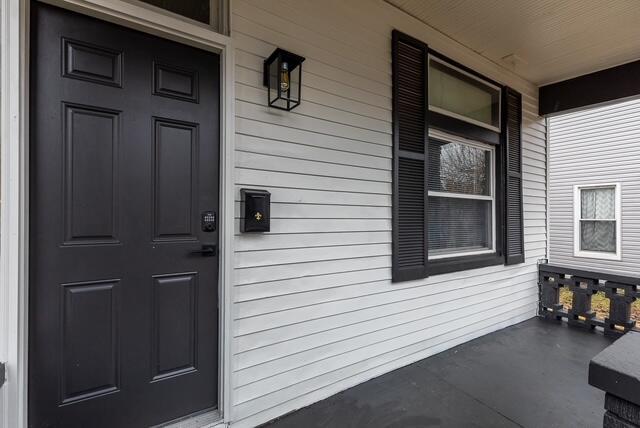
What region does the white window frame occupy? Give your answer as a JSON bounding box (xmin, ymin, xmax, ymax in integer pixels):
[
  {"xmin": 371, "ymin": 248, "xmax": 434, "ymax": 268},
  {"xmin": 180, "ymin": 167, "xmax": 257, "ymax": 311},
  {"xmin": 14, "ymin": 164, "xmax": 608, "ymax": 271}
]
[
  {"xmin": 428, "ymin": 55, "xmax": 502, "ymax": 133},
  {"xmin": 427, "ymin": 129, "xmax": 496, "ymax": 260},
  {"xmin": 0, "ymin": 1, "xmax": 234, "ymax": 427},
  {"xmin": 573, "ymin": 183, "xmax": 622, "ymax": 261}
]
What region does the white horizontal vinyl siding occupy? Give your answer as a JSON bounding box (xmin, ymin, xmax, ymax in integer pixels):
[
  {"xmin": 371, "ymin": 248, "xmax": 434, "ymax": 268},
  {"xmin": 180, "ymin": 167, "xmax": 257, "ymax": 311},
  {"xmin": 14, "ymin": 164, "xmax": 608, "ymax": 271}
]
[
  {"xmin": 230, "ymin": 0, "xmax": 546, "ymax": 426},
  {"xmin": 549, "ymin": 98, "xmax": 640, "ymax": 276}
]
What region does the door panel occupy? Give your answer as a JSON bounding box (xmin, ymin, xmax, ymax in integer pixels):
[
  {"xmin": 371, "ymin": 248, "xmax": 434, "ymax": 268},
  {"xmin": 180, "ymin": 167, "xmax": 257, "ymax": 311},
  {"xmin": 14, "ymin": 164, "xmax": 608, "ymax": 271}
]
[
  {"xmin": 151, "ymin": 273, "xmax": 198, "ymax": 381},
  {"xmin": 153, "ymin": 62, "xmax": 199, "ymax": 102},
  {"xmin": 29, "ymin": 3, "xmax": 220, "ymax": 427},
  {"xmin": 62, "ymin": 38, "xmax": 123, "ymax": 87},
  {"xmin": 63, "ymin": 104, "xmax": 120, "ymax": 244},
  {"xmin": 61, "ymin": 280, "xmax": 120, "ymax": 404},
  {"xmin": 153, "ymin": 118, "xmax": 199, "ymax": 241}
]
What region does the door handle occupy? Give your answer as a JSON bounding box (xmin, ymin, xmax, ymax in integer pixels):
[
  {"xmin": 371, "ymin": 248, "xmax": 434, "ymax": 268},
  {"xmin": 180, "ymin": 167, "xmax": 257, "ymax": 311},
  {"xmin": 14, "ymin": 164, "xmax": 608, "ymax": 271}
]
[{"xmin": 190, "ymin": 244, "xmax": 216, "ymax": 257}]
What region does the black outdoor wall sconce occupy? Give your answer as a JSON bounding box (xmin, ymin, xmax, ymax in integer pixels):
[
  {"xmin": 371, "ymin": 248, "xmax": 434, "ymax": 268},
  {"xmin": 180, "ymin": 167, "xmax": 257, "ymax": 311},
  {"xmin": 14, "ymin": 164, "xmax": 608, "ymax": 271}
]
[
  {"xmin": 263, "ymin": 48, "xmax": 305, "ymax": 111},
  {"xmin": 240, "ymin": 189, "xmax": 271, "ymax": 233}
]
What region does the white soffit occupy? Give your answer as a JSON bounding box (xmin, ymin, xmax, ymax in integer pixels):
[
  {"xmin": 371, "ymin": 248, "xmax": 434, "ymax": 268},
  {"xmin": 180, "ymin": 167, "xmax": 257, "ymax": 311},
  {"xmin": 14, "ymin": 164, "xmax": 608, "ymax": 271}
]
[{"xmin": 385, "ymin": 0, "xmax": 640, "ymax": 85}]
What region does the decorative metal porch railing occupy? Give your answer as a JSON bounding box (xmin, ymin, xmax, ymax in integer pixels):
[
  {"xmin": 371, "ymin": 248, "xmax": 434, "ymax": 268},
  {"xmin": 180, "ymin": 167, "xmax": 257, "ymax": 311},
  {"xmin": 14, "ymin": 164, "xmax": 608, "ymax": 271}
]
[{"xmin": 539, "ymin": 263, "xmax": 639, "ymax": 337}]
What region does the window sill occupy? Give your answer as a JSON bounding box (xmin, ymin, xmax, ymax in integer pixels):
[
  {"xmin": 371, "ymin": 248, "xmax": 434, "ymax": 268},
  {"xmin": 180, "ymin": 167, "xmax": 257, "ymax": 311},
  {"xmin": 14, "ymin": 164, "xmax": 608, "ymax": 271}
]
[
  {"xmin": 428, "ymin": 252, "xmax": 505, "ymax": 276},
  {"xmin": 574, "ymin": 250, "xmax": 622, "ymax": 261}
]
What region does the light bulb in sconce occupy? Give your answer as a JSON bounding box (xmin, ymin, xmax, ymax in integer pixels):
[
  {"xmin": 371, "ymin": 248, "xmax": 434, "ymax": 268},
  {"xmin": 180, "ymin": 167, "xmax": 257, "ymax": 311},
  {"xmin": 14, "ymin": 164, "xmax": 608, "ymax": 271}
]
[
  {"xmin": 280, "ymin": 62, "xmax": 290, "ymax": 92},
  {"xmin": 263, "ymin": 48, "xmax": 305, "ymax": 110}
]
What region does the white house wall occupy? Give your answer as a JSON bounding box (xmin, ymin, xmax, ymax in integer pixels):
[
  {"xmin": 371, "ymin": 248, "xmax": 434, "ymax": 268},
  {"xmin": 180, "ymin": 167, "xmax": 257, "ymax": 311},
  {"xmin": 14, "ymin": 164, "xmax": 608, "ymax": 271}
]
[
  {"xmin": 230, "ymin": 0, "xmax": 547, "ymax": 426},
  {"xmin": 549, "ymin": 98, "xmax": 640, "ymax": 276}
]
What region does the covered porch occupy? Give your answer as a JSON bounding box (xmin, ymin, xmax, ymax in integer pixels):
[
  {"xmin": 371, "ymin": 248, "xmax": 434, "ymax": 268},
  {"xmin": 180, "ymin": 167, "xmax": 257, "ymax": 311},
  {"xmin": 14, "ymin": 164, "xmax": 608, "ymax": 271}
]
[
  {"xmin": 266, "ymin": 318, "xmax": 612, "ymax": 428},
  {"xmin": 264, "ymin": 261, "xmax": 640, "ymax": 428},
  {"xmin": 3, "ymin": 0, "xmax": 640, "ymax": 427}
]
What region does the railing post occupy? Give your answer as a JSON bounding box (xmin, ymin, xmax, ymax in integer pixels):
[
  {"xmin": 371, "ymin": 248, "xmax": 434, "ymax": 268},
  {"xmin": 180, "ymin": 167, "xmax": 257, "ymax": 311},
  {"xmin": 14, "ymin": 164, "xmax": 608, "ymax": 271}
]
[
  {"xmin": 539, "ymin": 270, "xmax": 563, "ymax": 320},
  {"xmin": 604, "ymin": 282, "xmax": 639, "ymax": 337},
  {"xmin": 567, "ymin": 276, "xmax": 598, "ymax": 330}
]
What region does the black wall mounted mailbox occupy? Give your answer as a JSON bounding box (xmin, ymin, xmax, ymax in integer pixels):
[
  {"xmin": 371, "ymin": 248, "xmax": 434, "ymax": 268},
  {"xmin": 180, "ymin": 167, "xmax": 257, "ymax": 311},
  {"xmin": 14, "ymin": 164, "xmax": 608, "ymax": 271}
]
[{"xmin": 241, "ymin": 189, "xmax": 271, "ymax": 233}]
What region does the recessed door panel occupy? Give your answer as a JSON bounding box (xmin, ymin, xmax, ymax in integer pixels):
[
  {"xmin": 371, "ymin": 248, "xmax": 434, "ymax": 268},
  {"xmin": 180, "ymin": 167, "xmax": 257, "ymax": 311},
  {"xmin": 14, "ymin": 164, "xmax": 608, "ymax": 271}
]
[
  {"xmin": 30, "ymin": 3, "xmax": 220, "ymax": 427},
  {"xmin": 153, "ymin": 119, "xmax": 198, "ymax": 241},
  {"xmin": 62, "ymin": 38, "xmax": 123, "ymax": 87},
  {"xmin": 61, "ymin": 280, "xmax": 120, "ymax": 404},
  {"xmin": 152, "ymin": 273, "xmax": 198, "ymax": 381},
  {"xmin": 153, "ymin": 62, "xmax": 199, "ymax": 102},
  {"xmin": 63, "ymin": 103, "xmax": 119, "ymax": 244}
]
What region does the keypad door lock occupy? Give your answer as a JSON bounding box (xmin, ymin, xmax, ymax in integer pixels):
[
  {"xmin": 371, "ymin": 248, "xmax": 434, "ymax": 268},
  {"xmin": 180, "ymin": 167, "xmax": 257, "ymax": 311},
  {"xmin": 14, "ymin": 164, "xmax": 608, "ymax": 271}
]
[{"xmin": 201, "ymin": 211, "xmax": 216, "ymax": 232}]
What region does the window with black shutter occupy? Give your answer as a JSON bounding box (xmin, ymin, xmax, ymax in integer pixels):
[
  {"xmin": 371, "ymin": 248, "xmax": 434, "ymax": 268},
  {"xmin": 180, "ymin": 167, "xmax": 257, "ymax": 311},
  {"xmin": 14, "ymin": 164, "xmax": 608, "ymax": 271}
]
[
  {"xmin": 391, "ymin": 30, "xmax": 524, "ymax": 281},
  {"xmin": 503, "ymin": 88, "xmax": 525, "ymax": 265},
  {"xmin": 392, "ymin": 31, "xmax": 428, "ymax": 282}
]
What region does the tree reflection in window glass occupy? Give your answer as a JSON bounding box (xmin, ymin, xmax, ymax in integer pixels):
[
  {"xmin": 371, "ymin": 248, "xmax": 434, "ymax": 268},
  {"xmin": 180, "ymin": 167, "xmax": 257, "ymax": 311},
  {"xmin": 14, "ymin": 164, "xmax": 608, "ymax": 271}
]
[
  {"xmin": 428, "ymin": 139, "xmax": 490, "ymax": 196},
  {"xmin": 427, "ymin": 138, "xmax": 494, "ymax": 257}
]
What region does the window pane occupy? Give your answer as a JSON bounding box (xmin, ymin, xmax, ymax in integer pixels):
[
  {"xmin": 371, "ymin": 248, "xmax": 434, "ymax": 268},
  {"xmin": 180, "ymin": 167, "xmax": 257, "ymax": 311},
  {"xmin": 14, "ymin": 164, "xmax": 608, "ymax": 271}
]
[
  {"xmin": 429, "ymin": 58, "xmax": 500, "ymax": 129},
  {"xmin": 581, "ymin": 188, "xmax": 615, "ymax": 219},
  {"xmin": 428, "ymin": 139, "xmax": 490, "ymax": 196},
  {"xmin": 428, "ymin": 196, "xmax": 492, "ymax": 256},
  {"xmin": 139, "ymin": 0, "xmax": 210, "ymax": 24},
  {"xmin": 581, "ymin": 220, "xmax": 616, "ymax": 252}
]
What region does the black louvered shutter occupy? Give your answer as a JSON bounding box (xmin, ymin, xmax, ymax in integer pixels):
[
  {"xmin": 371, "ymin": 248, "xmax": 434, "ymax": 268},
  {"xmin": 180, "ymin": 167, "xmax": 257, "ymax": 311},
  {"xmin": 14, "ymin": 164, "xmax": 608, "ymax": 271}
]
[
  {"xmin": 503, "ymin": 87, "xmax": 525, "ymax": 265},
  {"xmin": 392, "ymin": 30, "xmax": 428, "ymax": 282}
]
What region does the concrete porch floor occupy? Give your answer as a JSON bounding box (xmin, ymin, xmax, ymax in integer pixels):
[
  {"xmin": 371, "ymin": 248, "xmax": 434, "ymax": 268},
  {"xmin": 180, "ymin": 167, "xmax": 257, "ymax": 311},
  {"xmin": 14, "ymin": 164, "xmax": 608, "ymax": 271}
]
[{"xmin": 265, "ymin": 318, "xmax": 614, "ymax": 428}]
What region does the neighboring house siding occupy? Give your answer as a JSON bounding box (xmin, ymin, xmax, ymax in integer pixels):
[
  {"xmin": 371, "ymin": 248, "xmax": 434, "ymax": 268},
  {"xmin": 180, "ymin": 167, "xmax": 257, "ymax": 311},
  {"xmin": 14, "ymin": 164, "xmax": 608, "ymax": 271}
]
[
  {"xmin": 549, "ymin": 98, "xmax": 640, "ymax": 276},
  {"xmin": 231, "ymin": 0, "xmax": 547, "ymax": 426}
]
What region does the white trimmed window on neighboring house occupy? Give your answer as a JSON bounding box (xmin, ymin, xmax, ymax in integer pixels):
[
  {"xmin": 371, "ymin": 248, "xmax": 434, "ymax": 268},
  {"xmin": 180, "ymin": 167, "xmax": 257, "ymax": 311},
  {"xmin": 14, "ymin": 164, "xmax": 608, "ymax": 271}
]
[{"xmin": 574, "ymin": 184, "xmax": 621, "ymax": 260}]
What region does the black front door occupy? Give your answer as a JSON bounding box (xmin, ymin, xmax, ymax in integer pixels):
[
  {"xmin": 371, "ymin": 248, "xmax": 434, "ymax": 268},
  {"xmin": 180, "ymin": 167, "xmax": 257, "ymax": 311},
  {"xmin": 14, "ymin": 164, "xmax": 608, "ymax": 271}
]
[{"xmin": 29, "ymin": 3, "xmax": 220, "ymax": 427}]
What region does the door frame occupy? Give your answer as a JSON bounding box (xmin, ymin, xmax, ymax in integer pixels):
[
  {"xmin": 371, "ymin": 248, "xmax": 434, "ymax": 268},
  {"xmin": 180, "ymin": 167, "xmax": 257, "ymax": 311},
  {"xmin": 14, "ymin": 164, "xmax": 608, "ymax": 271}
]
[{"xmin": 0, "ymin": 1, "xmax": 235, "ymax": 427}]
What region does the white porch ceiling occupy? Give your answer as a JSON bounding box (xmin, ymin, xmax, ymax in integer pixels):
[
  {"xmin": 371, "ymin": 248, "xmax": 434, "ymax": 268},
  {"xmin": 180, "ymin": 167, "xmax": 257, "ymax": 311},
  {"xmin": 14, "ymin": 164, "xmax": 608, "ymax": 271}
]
[{"xmin": 385, "ymin": 0, "xmax": 640, "ymax": 86}]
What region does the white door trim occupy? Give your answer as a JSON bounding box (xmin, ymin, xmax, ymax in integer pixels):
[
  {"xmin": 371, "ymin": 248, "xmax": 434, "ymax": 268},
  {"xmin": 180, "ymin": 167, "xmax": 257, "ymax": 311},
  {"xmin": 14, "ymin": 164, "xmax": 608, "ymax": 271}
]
[{"xmin": 0, "ymin": 1, "xmax": 235, "ymax": 427}]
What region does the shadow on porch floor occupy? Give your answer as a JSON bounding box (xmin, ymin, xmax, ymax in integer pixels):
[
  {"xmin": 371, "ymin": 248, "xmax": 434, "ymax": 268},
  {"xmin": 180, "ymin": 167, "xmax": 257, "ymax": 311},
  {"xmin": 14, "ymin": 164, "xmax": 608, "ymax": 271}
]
[{"xmin": 265, "ymin": 317, "xmax": 614, "ymax": 428}]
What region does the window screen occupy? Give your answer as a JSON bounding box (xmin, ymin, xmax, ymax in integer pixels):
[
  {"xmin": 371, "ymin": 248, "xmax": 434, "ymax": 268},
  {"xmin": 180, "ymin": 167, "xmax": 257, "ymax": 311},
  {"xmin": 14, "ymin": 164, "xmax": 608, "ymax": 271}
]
[
  {"xmin": 428, "ymin": 197, "xmax": 492, "ymax": 256},
  {"xmin": 428, "ymin": 139, "xmax": 490, "ymax": 195},
  {"xmin": 427, "ymin": 137, "xmax": 494, "ymax": 258}
]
